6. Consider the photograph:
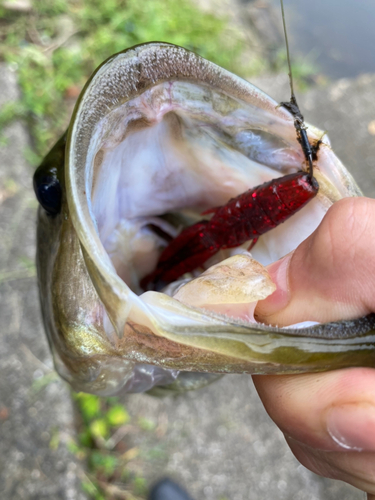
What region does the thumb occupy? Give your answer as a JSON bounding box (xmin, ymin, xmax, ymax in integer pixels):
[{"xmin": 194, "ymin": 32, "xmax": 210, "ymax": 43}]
[{"xmin": 255, "ymin": 197, "xmax": 375, "ymax": 326}]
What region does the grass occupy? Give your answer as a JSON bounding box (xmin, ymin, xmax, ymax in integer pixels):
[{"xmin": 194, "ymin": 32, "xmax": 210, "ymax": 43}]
[{"xmin": 0, "ymin": 0, "xmax": 249, "ymax": 164}]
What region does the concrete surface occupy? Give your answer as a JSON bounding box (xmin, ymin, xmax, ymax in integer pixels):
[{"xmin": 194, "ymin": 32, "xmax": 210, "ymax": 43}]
[
  {"xmin": 123, "ymin": 376, "xmax": 362, "ymax": 500},
  {"xmin": 0, "ymin": 64, "xmax": 87, "ymax": 500},
  {"xmin": 1, "ymin": 63, "xmax": 375, "ymax": 499}
]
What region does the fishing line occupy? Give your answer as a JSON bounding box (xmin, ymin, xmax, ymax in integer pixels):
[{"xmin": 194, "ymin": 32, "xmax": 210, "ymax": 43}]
[{"xmin": 280, "ymin": 0, "xmax": 314, "ymax": 179}]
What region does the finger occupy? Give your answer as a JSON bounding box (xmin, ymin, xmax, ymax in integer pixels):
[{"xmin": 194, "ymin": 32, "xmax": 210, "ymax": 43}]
[
  {"xmin": 254, "ymin": 197, "xmax": 375, "ymax": 494},
  {"xmin": 253, "ymin": 368, "xmax": 375, "ymax": 493},
  {"xmin": 286, "ymin": 437, "xmax": 375, "ymax": 494},
  {"xmin": 253, "ymin": 368, "xmax": 375, "ymax": 451},
  {"xmin": 255, "ymin": 197, "xmax": 375, "ymax": 326}
]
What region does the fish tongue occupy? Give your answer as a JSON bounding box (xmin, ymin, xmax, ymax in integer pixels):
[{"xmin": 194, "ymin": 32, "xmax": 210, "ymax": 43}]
[{"xmin": 172, "ymin": 254, "xmax": 276, "ymax": 322}]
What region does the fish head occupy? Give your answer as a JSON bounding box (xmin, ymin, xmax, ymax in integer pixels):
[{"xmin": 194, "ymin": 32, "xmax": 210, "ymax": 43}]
[{"xmin": 34, "ymin": 43, "xmax": 375, "ymax": 396}]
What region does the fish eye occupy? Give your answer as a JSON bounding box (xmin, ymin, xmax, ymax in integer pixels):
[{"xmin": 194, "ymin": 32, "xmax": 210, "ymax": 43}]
[{"xmin": 33, "ymin": 174, "xmax": 62, "ymax": 216}]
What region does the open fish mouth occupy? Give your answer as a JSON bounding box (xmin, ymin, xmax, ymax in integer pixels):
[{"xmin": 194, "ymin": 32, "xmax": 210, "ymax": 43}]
[{"xmin": 35, "ymin": 43, "xmax": 375, "ymax": 395}]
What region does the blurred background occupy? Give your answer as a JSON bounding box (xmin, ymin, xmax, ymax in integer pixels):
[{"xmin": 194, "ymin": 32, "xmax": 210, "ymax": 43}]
[{"xmin": 1, "ymin": 0, "xmax": 375, "ymax": 499}]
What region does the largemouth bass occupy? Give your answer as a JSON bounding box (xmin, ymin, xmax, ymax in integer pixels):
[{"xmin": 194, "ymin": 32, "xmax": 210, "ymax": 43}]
[{"xmin": 34, "ymin": 43, "xmax": 375, "ymax": 395}]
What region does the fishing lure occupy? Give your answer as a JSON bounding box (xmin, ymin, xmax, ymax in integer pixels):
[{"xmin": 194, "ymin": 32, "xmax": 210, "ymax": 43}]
[
  {"xmin": 142, "ymin": 171, "xmax": 319, "ymax": 289},
  {"xmin": 142, "ymin": 0, "xmax": 319, "ymax": 291}
]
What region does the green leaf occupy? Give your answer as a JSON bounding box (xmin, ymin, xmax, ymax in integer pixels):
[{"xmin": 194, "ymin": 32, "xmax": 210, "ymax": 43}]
[
  {"xmin": 89, "ymin": 450, "xmax": 118, "ymax": 476},
  {"xmin": 79, "ymin": 429, "xmax": 94, "ymax": 448},
  {"xmin": 74, "ymin": 393, "xmax": 101, "ymax": 421},
  {"xmin": 106, "ymin": 405, "xmax": 130, "ymax": 427},
  {"xmin": 89, "ymin": 418, "xmax": 109, "ymax": 439}
]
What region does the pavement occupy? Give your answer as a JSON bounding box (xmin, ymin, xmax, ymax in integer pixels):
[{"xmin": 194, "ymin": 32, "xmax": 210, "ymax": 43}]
[
  {"xmin": 0, "ymin": 65, "xmax": 86, "ymax": 500},
  {"xmin": 1, "ymin": 63, "xmax": 375, "ymax": 499}
]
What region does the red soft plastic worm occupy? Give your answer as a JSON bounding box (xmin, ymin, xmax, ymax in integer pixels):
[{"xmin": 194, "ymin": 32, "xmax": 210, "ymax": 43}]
[{"xmin": 141, "ymin": 171, "xmax": 319, "ymax": 290}]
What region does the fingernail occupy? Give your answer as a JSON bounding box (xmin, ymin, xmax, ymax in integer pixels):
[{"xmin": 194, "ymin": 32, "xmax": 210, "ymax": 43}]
[
  {"xmin": 326, "ymin": 404, "xmax": 375, "ymax": 451},
  {"xmin": 258, "ymin": 253, "xmax": 293, "ymax": 316}
]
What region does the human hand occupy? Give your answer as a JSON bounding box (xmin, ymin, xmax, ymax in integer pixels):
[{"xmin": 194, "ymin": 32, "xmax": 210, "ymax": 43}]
[{"xmin": 253, "ymin": 197, "xmax": 375, "ymax": 499}]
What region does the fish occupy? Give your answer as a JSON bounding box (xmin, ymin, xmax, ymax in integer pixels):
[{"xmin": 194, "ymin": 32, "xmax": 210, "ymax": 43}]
[{"xmin": 34, "ymin": 42, "xmax": 375, "ymax": 396}]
